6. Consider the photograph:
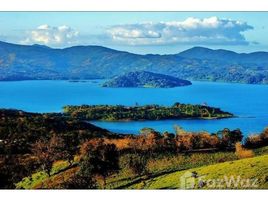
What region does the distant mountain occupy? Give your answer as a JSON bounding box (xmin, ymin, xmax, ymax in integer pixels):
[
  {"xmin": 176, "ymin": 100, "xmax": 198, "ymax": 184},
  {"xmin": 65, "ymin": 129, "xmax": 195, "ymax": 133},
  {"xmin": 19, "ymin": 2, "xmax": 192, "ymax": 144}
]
[
  {"xmin": 102, "ymin": 71, "xmax": 192, "ymax": 88},
  {"xmin": 178, "ymin": 46, "xmax": 268, "ymax": 65},
  {"xmin": 0, "ymin": 41, "xmax": 268, "ymax": 84}
]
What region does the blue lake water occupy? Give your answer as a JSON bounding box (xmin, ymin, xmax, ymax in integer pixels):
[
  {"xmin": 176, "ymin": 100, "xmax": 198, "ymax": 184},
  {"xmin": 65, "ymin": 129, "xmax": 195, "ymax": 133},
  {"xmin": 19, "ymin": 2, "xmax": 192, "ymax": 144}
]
[{"xmin": 0, "ymin": 80, "xmax": 268, "ymax": 136}]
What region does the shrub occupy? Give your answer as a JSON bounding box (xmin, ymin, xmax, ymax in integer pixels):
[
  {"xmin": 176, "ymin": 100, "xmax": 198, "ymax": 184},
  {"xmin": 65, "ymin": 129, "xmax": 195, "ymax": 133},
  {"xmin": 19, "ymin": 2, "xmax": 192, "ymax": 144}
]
[{"xmin": 235, "ymin": 143, "xmax": 254, "ymax": 159}]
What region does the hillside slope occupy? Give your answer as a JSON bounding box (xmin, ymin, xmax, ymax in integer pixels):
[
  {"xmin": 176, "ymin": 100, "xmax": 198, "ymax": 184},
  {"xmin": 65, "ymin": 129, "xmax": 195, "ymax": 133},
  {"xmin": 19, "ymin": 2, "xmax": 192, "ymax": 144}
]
[
  {"xmin": 129, "ymin": 155, "xmax": 268, "ymax": 189},
  {"xmin": 0, "ymin": 109, "xmax": 115, "ymax": 154}
]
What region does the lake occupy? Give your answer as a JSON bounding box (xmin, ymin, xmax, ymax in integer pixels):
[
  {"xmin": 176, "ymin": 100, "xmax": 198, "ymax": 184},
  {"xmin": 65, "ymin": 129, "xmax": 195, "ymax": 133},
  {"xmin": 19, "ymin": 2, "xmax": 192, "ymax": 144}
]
[{"xmin": 0, "ymin": 80, "xmax": 268, "ymax": 136}]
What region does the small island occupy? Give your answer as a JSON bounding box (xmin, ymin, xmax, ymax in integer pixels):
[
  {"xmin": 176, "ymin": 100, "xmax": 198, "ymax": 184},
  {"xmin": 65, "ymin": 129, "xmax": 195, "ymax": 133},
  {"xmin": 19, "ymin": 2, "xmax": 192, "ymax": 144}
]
[
  {"xmin": 63, "ymin": 103, "xmax": 233, "ymax": 121},
  {"xmin": 102, "ymin": 71, "xmax": 192, "ymax": 88}
]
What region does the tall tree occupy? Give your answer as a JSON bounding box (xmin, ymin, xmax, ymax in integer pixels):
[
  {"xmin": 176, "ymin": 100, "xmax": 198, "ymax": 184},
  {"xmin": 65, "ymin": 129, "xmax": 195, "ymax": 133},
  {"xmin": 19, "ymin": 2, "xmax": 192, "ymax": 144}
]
[
  {"xmin": 32, "ymin": 134, "xmax": 65, "ymax": 176},
  {"xmin": 79, "ymin": 139, "xmax": 119, "ymax": 188}
]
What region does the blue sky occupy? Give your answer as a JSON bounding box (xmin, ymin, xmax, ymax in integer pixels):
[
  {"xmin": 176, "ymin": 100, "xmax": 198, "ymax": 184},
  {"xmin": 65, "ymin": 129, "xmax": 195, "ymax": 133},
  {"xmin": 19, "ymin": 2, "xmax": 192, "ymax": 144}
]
[{"xmin": 0, "ymin": 12, "xmax": 267, "ymax": 54}]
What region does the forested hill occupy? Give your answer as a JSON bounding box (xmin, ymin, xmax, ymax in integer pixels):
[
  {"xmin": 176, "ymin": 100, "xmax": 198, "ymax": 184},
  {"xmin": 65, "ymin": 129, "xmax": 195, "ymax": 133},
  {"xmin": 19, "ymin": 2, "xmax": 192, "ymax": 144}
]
[
  {"xmin": 0, "ymin": 109, "xmax": 115, "ymax": 154},
  {"xmin": 102, "ymin": 71, "xmax": 192, "ymax": 88},
  {"xmin": 1, "ymin": 41, "xmax": 268, "ymax": 84},
  {"xmin": 178, "ymin": 46, "xmax": 268, "ymax": 65},
  {"xmin": 63, "ymin": 103, "xmax": 233, "ymax": 121}
]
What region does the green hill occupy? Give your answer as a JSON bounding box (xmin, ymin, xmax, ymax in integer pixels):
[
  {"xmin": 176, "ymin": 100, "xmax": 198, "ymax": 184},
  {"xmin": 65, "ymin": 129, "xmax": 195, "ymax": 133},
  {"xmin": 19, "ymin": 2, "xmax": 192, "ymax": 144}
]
[
  {"xmin": 102, "ymin": 71, "xmax": 192, "ymax": 88},
  {"xmin": 129, "ymin": 155, "xmax": 268, "ymax": 189}
]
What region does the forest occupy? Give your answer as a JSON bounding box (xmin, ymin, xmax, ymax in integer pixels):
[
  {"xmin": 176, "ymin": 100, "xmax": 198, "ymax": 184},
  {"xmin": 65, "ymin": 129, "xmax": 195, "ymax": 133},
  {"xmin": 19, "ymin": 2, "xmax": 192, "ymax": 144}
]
[{"xmin": 63, "ymin": 103, "xmax": 233, "ymax": 121}]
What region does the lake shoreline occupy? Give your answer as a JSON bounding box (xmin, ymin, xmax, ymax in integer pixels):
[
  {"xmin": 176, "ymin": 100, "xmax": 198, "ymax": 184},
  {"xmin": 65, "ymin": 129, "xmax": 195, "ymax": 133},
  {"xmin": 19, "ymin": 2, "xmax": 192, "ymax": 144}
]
[
  {"xmin": 1, "ymin": 77, "xmax": 268, "ymax": 86},
  {"xmin": 0, "ymin": 80, "xmax": 267, "ymax": 136}
]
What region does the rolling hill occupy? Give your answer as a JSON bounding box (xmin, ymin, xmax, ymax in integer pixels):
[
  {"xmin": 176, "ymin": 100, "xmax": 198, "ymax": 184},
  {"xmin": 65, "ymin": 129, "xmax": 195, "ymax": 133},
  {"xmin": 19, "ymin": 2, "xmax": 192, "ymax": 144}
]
[
  {"xmin": 16, "ymin": 149, "xmax": 268, "ymax": 189},
  {"xmin": 129, "ymin": 155, "xmax": 268, "ymax": 189}
]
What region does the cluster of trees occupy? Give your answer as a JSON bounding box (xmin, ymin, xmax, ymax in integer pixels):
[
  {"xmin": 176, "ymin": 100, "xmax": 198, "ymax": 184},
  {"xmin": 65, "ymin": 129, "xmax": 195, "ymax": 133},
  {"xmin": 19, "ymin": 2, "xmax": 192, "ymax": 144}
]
[
  {"xmin": 104, "ymin": 127, "xmax": 243, "ymax": 153},
  {"xmin": 63, "ymin": 103, "xmax": 233, "ymax": 121},
  {"xmin": 29, "ymin": 137, "xmax": 152, "ymax": 189},
  {"xmin": 244, "ymin": 127, "xmax": 268, "ymax": 148},
  {"xmin": 62, "ymin": 127, "xmax": 244, "ymax": 188}
]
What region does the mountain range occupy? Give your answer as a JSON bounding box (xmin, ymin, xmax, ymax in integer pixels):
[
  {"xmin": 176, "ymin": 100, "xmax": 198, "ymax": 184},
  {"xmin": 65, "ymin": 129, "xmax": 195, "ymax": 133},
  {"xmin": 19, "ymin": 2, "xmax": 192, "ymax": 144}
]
[{"xmin": 0, "ymin": 41, "xmax": 268, "ymax": 84}]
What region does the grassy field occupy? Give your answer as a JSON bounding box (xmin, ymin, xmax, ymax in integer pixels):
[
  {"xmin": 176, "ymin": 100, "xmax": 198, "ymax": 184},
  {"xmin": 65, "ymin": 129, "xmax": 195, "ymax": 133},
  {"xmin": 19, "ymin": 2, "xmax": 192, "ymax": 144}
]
[
  {"xmin": 105, "ymin": 151, "xmax": 238, "ymax": 189},
  {"xmin": 16, "ymin": 160, "xmax": 71, "ymax": 189},
  {"xmin": 128, "ymin": 154, "xmax": 268, "ymax": 189}
]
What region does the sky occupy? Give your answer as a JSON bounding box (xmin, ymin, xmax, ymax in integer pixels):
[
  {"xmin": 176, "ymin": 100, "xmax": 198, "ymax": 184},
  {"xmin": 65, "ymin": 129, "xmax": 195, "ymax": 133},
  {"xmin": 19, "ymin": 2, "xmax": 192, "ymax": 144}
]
[{"xmin": 0, "ymin": 12, "xmax": 268, "ymax": 54}]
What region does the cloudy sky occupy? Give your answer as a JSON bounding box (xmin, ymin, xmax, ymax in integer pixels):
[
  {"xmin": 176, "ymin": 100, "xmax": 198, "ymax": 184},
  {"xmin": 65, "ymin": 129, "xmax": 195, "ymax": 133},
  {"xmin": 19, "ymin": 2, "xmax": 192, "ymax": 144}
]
[{"xmin": 0, "ymin": 12, "xmax": 267, "ymax": 54}]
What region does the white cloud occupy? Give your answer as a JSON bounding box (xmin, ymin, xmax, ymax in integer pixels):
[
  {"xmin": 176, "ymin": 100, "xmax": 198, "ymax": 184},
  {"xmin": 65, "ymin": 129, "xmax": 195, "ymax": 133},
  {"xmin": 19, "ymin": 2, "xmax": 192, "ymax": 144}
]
[
  {"xmin": 106, "ymin": 17, "xmax": 254, "ymax": 46},
  {"xmin": 22, "ymin": 24, "xmax": 79, "ymax": 46}
]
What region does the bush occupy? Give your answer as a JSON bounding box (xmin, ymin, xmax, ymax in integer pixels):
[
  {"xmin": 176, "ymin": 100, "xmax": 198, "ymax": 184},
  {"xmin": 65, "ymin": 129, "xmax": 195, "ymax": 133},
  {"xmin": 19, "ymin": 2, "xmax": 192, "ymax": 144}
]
[{"xmin": 235, "ymin": 143, "xmax": 254, "ymax": 159}]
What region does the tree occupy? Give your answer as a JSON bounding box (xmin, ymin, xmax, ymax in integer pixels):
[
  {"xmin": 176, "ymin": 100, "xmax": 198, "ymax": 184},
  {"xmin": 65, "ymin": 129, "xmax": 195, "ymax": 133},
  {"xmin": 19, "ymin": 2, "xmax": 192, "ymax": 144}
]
[
  {"xmin": 208, "ymin": 134, "xmax": 221, "ymax": 148},
  {"xmin": 245, "ymin": 127, "xmax": 268, "ymax": 148},
  {"xmin": 145, "ymin": 132, "xmax": 162, "ymax": 152},
  {"xmin": 128, "ymin": 154, "xmax": 148, "ymax": 177},
  {"xmin": 138, "ymin": 128, "xmax": 162, "ymax": 152},
  {"xmin": 61, "ymin": 160, "xmax": 97, "ymax": 189},
  {"xmin": 176, "ymin": 134, "xmax": 194, "ymax": 151},
  {"xmin": 217, "ymin": 128, "xmax": 243, "ymax": 148},
  {"xmin": 245, "ymin": 135, "xmax": 262, "ymax": 148},
  {"xmin": 79, "ymin": 139, "xmax": 119, "ymax": 188},
  {"xmin": 31, "ymin": 134, "xmax": 65, "ymax": 176},
  {"xmin": 193, "ymin": 132, "xmax": 220, "ymax": 149},
  {"xmin": 162, "ymin": 132, "xmax": 176, "ymax": 151},
  {"xmin": 61, "ymin": 133, "xmax": 79, "ymax": 164},
  {"xmin": 261, "ymin": 127, "xmax": 268, "ymax": 144}
]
